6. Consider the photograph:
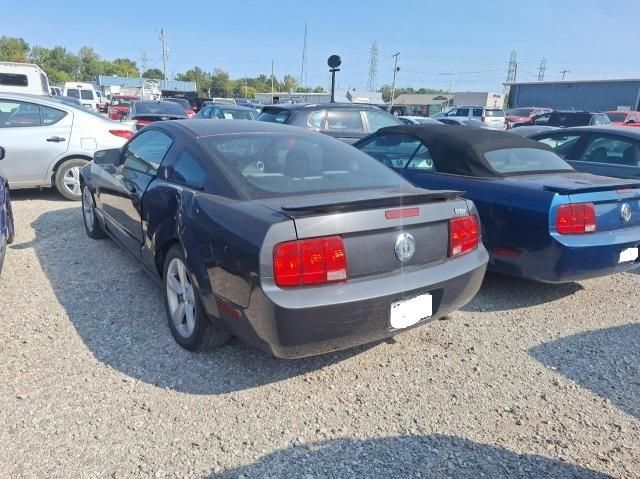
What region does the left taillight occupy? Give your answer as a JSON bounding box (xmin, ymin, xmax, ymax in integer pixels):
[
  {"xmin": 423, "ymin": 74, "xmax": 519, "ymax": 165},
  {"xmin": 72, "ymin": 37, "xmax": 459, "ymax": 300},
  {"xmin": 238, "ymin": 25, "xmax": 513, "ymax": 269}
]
[
  {"xmin": 449, "ymin": 215, "xmax": 479, "ymax": 257},
  {"xmin": 109, "ymin": 129, "xmax": 133, "ymax": 140},
  {"xmin": 556, "ymin": 203, "xmax": 596, "ymax": 234},
  {"xmin": 273, "ymin": 236, "xmax": 347, "ymax": 287}
]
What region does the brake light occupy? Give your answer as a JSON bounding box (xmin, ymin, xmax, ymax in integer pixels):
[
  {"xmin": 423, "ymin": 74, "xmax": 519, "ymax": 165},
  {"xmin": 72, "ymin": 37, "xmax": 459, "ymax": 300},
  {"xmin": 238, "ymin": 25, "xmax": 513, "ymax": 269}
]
[
  {"xmin": 449, "ymin": 215, "xmax": 479, "ymax": 257},
  {"xmin": 273, "ymin": 236, "xmax": 347, "ymax": 287},
  {"xmin": 385, "ymin": 207, "xmax": 420, "ymax": 220},
  {"xmin": 556, "ymin": 203, "xmax": 596, "ymax": 234},
  {"xmin": 109, "ymin": 129, "xmax": 133, "ymax": 139}
]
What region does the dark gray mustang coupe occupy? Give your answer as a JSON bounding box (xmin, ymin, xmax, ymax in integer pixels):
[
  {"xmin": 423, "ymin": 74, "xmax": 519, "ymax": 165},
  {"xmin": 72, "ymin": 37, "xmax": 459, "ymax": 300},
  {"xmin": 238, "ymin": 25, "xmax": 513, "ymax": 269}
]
[{"xmin": 80, "ymin": 120, "xmax": 488, "ymax": 358}]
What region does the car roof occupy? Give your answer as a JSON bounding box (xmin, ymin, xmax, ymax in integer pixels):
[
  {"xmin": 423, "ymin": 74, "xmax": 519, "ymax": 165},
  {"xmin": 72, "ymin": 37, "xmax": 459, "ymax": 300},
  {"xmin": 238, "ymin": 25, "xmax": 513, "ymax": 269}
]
[
  {"xmin": 165, "ymin": 118, "xmax": 322, "ymax": 138},
  {"xmin": 203, "ymin": 103, "xmax": 256, "ymax": 111},
  {"xmin": 262, "ymin": 102, "xmax": 382, "ymax": 111},
  {"xmin": 536, "ymin": 125, "xmax": 640, "ymax": 137}
]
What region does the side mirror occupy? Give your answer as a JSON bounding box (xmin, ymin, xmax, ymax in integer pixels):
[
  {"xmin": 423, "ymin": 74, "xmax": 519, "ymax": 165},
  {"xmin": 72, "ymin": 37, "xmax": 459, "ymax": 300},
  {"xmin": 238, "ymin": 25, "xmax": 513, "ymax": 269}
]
[
  {"xmin": 94, "ymin": 148, "xmax": 121, "ymax": 166},
  {"xmin": 0, "ymin": 146, "xmax": 4, "ymax": 161}
]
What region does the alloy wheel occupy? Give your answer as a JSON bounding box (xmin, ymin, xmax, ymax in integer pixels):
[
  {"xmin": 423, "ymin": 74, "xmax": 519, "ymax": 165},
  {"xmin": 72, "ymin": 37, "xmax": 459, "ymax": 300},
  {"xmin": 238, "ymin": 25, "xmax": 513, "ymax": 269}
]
[
  {"xmin": 82, "ymin": 187, "xmax": 94, "ymax": 230},
  {"xmin": 166, "ymin": 258, "xmax": 197, "ymax": 338},
  {"xmin": 63, "ymin": 167, "xmax": 81, "ymax": 197}
]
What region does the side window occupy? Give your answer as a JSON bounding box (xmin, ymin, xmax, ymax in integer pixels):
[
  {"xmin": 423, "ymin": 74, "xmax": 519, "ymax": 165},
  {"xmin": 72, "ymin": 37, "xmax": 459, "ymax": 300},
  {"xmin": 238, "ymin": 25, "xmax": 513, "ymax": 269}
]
[
  {"xmin": 41, "ymin": 105, "xmax": 67, "ymax": 125},
  {"xmin": 472, "ymin": 108, "xmax": 484, "ymax": 117},
  {"xmin": 446, "ymin": 109, "xmax": 458, "ymax": 117},
  {"xmin": 536, "ymin": 134, "xmax": 581, "ymax": 158},
  {"xmin": 457, "ymin": 108, "xmax": 470, "ymax": 117},
  {"xmin": 0, "ymin": 100, "xmax": 41, "ymax": 127},
  {"xmin": 324, "ymin": 110, "xmax": 364, "ymax": 132},
  {"xmin": 358, "ymin": 134, "xmax": 421, "ymax": 168},
  {"xmin": 580, "ymin": 136, "xmax": 640, "ymax": 166},
  {"xmin": 123, "ymin": 130, "xmax": 173, "ymax": 175},
  {"xmin": 365, "ymin": 110, "xmax": 400, "ymax": 131},
  {"xmin": 629, "ymin": 115, "xmax": 638, "ymax": 123},
  {"xmin": 167, "ymin": 149, "xmax": 207, "ymax": 189},
  {"xmin": 0, "ymin": 73, "xmax": 28, "ymax": 86},
  {"xmin": 407, "ymin": 144, "xmax": 436, "ymax": 171},
  {"xmin": 200, "ymin": 107, "xmax": 212, "ymax": 119},
  {"xmin": 307, "ymin": 110, "xmax": 326, "ymax": 129}
]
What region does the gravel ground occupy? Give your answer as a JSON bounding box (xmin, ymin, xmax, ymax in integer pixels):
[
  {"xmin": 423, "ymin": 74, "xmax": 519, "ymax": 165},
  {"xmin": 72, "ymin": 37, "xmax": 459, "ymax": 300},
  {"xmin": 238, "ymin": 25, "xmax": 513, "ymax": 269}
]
[{"xmin": 0, "ymin": 190, "xmax": 639, "ymax": 479}]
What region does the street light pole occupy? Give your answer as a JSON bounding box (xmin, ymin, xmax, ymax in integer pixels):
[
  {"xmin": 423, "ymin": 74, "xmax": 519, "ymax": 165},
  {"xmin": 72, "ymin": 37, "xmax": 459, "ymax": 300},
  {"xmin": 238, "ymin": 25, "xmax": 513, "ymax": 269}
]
[
  {"xmin": 389, "ymin": 52, "xmax": 400, "ymax": 112},
  {"xmin": 327, "ymin": 55, "xmax": 342, "ymax": 103}
]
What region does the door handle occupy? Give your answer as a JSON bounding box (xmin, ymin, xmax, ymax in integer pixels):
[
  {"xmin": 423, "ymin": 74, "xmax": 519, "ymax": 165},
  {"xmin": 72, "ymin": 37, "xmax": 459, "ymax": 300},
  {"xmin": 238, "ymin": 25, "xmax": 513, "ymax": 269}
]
[{"xmin": 46, "ymin": 136, "xmax": 66, "ymax": 143}]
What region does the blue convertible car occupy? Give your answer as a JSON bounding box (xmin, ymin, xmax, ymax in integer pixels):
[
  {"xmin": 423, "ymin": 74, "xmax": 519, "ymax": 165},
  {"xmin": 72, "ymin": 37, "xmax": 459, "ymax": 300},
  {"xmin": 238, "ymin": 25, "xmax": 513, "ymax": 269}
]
[{"xmin": 355, "ymin": 126, "xmax": 640, "ymax": 283}]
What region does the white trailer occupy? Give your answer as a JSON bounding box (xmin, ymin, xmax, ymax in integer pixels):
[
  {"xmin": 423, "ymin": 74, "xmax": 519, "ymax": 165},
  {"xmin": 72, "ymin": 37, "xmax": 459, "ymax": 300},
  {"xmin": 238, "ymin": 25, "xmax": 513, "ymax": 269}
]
[{"xmin": 0, "ymin": 61, "xmax": 50, "ymax": 95}]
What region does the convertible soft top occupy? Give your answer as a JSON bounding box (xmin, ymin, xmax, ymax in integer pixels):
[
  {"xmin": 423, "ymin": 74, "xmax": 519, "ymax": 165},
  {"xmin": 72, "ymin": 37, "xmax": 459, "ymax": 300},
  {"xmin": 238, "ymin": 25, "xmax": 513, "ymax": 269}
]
[{"xmin": 376, "ymin": 125, "xmax": 553, "ymax": 177}]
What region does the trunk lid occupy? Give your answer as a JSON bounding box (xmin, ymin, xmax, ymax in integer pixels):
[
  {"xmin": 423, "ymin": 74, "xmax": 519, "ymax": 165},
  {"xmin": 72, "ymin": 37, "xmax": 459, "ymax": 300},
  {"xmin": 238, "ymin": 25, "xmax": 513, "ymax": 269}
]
[
  {"xmin": 260, "ymin": 187, "xmax": 469, "ymax": 278},
  {"xmin": 532, "ymin": 173, "xmax": 640, "ymax": 232}
]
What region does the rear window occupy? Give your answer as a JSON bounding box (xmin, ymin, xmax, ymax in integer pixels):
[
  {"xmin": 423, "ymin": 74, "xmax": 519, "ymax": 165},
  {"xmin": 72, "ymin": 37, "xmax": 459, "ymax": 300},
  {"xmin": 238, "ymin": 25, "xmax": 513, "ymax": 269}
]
[
  {"xmin": 200, "ymin": 133, "xmax": 407, "ymax": 199},
  {"xmin": 111, "ymin": 98, "xmax": 133, "ymax": 107},
  {"xmin": 166, "ymin": 98, "xmax": 191, "ymax": 109},
  {"xmin": 0, "ymin": 73, "xmax": 28, "ymax": 86},
  {"xmin": 134, "ymin": 102, "xmax": 185, "ymax": 115},
  {"xmin": 257, "ymin": 109, "xmax": 290, "ymax": 124},
  {"xmin": 548, "ymin": 113, "xmax": 591, "ymax": 127},
  {"xmin": 507, "ymin": 108, "xmax": 534, "ymax": 117},
  {"xmin": 66, "ymin": 89, "xmax": 80, "ymax": 98},
  {"xmin": 219, "ymin": 108, "xmax": 255, "ymax": 120},
  {"xmin": 484, "ymin": 148, "xmax": 573, "ymax": 174},
  {"xmin": 606, "ymin": 112, "xmax": 629, "ymax": 122},
  {"xmin": 485, "ymin": 109, "xmax": 504, "ymax": 117},
  {"xmin": 80, "ymin": 90, "xmax": 94, "ymax": 100}
]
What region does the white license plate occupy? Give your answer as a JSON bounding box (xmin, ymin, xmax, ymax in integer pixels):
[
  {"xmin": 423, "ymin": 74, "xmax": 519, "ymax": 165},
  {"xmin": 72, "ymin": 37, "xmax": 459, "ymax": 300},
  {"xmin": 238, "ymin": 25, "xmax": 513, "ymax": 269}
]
[
  {"xmin": 619, "ymin": 247, "xmax": 639, "ymax": 263},
  {"xmin": 390, "ymin": 293, "xmax": 432, "ymax": 329}
]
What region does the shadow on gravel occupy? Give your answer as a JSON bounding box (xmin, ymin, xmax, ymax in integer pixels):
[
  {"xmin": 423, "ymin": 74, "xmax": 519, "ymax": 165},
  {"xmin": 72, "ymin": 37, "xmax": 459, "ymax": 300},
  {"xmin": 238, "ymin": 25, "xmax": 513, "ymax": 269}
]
[
  {"xmin": 461, "ymin": 272, "xmax": 583, "ymax": 313},
  {"xmin": 8, "ymin": 188, "xmax": 67, "ymax": 203},
  {"xmin": 27, "ymin": 208, "xmax": 372, "ymax": 395},
  {"xmin": 530, "ymin": 324, "xmax": 640, "ymax": 420},
  {"xmin": 206, "ymin": 435, "xmax": 612, "ymax": 479}
]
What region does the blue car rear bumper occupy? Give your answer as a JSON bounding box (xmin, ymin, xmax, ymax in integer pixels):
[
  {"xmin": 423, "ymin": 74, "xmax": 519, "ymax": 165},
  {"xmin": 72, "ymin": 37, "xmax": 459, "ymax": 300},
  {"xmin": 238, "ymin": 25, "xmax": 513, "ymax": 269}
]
[{"xmin": 489, "ymin": 228, "xmax": 640, "ymax": 283}]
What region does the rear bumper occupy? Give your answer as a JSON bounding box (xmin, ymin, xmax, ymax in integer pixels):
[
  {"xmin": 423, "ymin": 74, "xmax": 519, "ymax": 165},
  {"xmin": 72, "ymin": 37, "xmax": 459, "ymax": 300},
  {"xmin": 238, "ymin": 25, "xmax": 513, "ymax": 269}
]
[
  {"xmin": 489, "ymin": 230, "xmax": 640, "ymax": 283},
  {"xmin": 215, "ymin": 247, "xmax": 488, "ymax": 358}
]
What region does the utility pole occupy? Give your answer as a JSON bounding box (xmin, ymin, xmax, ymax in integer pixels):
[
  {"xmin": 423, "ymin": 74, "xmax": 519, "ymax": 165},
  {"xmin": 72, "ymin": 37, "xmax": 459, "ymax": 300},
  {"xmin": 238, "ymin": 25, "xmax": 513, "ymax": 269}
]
[
  {"xmin": 560, "ymin": 69, "xmax": 570, "ymax": 80},
  {"xmin": 537, "ymin": 57, "xmax": 546, "ymax": 81},
  {"xmin": 505, "ymin": 50, "xmax": 517, "ymax": 93},
  {"xmin": 271, "ymin": 61, "xmax": 275, "ymax": 104},
  {"xmin": 299, "ymin": 22, "xmax": 308, "ymax": 91},
  {"xmin": 389, "ymin": 52, "xmax": 400, "ymax": 111},
  {"xmin": 159, "ymin": 28, "xmax": 168, "ymax": 82}
]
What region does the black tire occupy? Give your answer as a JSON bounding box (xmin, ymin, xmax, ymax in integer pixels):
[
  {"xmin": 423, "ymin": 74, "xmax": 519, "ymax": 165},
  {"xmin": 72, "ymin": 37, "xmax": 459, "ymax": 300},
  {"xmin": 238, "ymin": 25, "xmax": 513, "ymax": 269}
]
[
  {"xmin": 54, "ymin": 158, "xmax": 88, "ymax": 201},
  {"xmin": 5, "ymin": 187, "xmax": 14, "ymax": 244},
  {"xmin": 81, "ymin": 186, "xmax": 107, "ymax": 239},
  {"xmin": 162, "ymin": 245, "xmax": 230, "ymax": 352}
]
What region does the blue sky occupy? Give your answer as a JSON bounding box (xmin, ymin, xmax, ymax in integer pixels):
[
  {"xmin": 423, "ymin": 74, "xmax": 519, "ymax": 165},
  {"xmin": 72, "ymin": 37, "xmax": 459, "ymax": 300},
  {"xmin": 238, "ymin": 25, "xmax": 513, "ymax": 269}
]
[{"xmin": 4, "ymin": 0, "xmax": 640, "ymax": 91}]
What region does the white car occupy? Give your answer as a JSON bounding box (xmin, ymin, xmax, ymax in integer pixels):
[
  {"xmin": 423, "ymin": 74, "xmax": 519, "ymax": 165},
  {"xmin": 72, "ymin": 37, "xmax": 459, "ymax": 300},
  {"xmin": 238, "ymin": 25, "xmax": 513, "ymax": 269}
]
[
  {"xmin": 96, "ymin": 91, "xmax": 109, "ymax": 112},
  {"xmin": 0, "ymin": 93, "xmax": 134, "ymax": 200},
  {"xmin": 444, "ymin": 106, "xmax": 506, "ymax": 130},
  {"xmin": 63, "ymin": 82, "xmax": 99, "ymax": 111},
  {"xmin": 398, "ymin": 116, "xmax": 443, "ymax": 125}
]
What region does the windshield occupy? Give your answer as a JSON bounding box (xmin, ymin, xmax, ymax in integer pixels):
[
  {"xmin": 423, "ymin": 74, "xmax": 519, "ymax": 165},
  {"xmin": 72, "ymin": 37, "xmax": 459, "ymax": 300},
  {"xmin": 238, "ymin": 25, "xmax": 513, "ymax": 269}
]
[
  {"xmin": 257, "ymin": 109, "xmax": 291, "ymax": 124},
  {"xmin": 484, "ymin": 148, "xmax": 573, "ymax": 174},
  {"xmin": 200, "ymin": 133, "xmax": 407, "ymax": 199},
  {"xmin": 507, "ymin": 108, "xmax": 535, "ymax": 117},
  {"xmin": 166, "ymin": 98, "xmax": 191, "ymax": 109},
  {"xmin": 548, "ymin": 112, "xmax": 591, "ymax": 127},
  {"xmin": 66, "ymin": 88, "xmax": 80, "ymax": 98},
  {"xmin": 220, "ymin": 109, "xmax": 256, "ymax": 120},
  {"xmin": 134, "ymin": 102, "xmax": 185, "ymax": 115},
  {"xmin": 111, "ymin": 98, "xmax": 133, "ymax": 107},
  {"xmin": 606, "ymin": 112, "xmax": 629, "ymax": 122}
]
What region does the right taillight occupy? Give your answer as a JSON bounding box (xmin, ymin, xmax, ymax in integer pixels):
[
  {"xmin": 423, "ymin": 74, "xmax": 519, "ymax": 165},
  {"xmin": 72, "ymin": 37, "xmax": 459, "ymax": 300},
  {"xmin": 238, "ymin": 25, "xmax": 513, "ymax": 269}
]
[
  {"xmin": 273, "ymin": 236, "xmax": 347, "ymax": 287},
  {"xmin": 449, "ymin": 215, "xmax": 479, "ymax": 257},
  {"xmin": 556, "ymin": 203, "xmax": 596, "ymax": 234}
]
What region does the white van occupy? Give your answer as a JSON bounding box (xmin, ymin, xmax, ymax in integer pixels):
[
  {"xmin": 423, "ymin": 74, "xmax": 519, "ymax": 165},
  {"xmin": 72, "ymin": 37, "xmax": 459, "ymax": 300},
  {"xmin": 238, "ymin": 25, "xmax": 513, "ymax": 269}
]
[
  {"xmin": 63, "ymin": 82, "xmax": 99, "ymax": 111},
  {"xmin": 0, "ymin": 62, "xmax": 50, "ymax": 95}
]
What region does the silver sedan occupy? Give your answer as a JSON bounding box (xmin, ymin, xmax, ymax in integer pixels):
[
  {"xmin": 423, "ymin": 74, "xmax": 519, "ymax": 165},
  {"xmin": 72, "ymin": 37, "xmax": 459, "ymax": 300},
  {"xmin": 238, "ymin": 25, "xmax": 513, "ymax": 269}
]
[{"xmin": 0, "ymin": 93, "xmax": 133, "ymax": 200}]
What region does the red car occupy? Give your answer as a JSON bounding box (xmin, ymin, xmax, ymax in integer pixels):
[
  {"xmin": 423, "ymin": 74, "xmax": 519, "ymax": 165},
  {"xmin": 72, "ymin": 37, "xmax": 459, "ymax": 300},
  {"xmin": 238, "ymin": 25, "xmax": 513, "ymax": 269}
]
[
  {"xmin": 604, "ymin": 111, "xmax": 640, "ymax": 127},
  {"xmin": 165, "ymin": 97, "xmax": 196, "ymax": 118},
  {"xmin": 108, "ymin": 96, "xmax": 139, "ymax": 121},
  {"xmin": 506, "ymin": 107, "xmax": 552, "ymax": 128}
]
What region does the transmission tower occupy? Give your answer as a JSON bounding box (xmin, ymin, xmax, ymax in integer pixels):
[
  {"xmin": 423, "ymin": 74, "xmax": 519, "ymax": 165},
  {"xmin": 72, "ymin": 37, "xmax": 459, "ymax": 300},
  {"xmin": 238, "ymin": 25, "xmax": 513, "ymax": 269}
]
[
  {"xmin": 538, "ymin": 57, "xmax": 547, "ymax": 81},
  {"xmin": 367, "ymin": 40, "xmax": 379, "ymax": 92},
  {"xmin": 299, "ymin": 22, "xmax": 308, "ymax": 90},
  {"xmin": 504, "ymin": 50, "xmax": 517, "ymax": 93},
  {"xmin": 139, "ymin": 49, "xmax": 148, "ymax": 78}
]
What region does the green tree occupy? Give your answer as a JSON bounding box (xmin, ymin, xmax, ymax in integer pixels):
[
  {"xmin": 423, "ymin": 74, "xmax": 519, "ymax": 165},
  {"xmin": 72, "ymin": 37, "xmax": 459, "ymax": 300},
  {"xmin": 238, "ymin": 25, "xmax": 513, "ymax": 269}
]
[
  {"xmin": 313, "ymin": 86, "xmax": 325, "ymax": 93},
  {"xmin": 175, "ymin": 66, "xmax": 211, "ymax": 94},
  {"xmin": 108, "ymin": 58, "xmax": 139, "ymax": 77},
  {"xmin": 282, "ymin": 74, "xmax": 298, "ymax": 92},
  {"xmin": 0, "ymin": 36, "xmax": 29, "ymax": 62},
  {"xmin": 143, "ymin": 68, "xmax": 164, "ymax": 80},
  {"xmin": 210, "ymin": 68, "xmax": 234, "ymax": 97},
  {"xmin": 78, "ymin": 46, "xmax": 102, "ymax": 81}
]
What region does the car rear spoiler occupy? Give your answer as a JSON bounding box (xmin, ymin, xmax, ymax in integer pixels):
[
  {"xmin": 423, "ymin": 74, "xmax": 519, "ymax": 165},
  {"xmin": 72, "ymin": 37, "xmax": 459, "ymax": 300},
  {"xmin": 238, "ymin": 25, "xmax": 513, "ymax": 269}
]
[
  {"xmin": 281, "ymin": 190, "xmax": 462, "ymax": 213},
  {"xmin": 543, "ymin": 183, "xmax": 640, "ymax": 195}
]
